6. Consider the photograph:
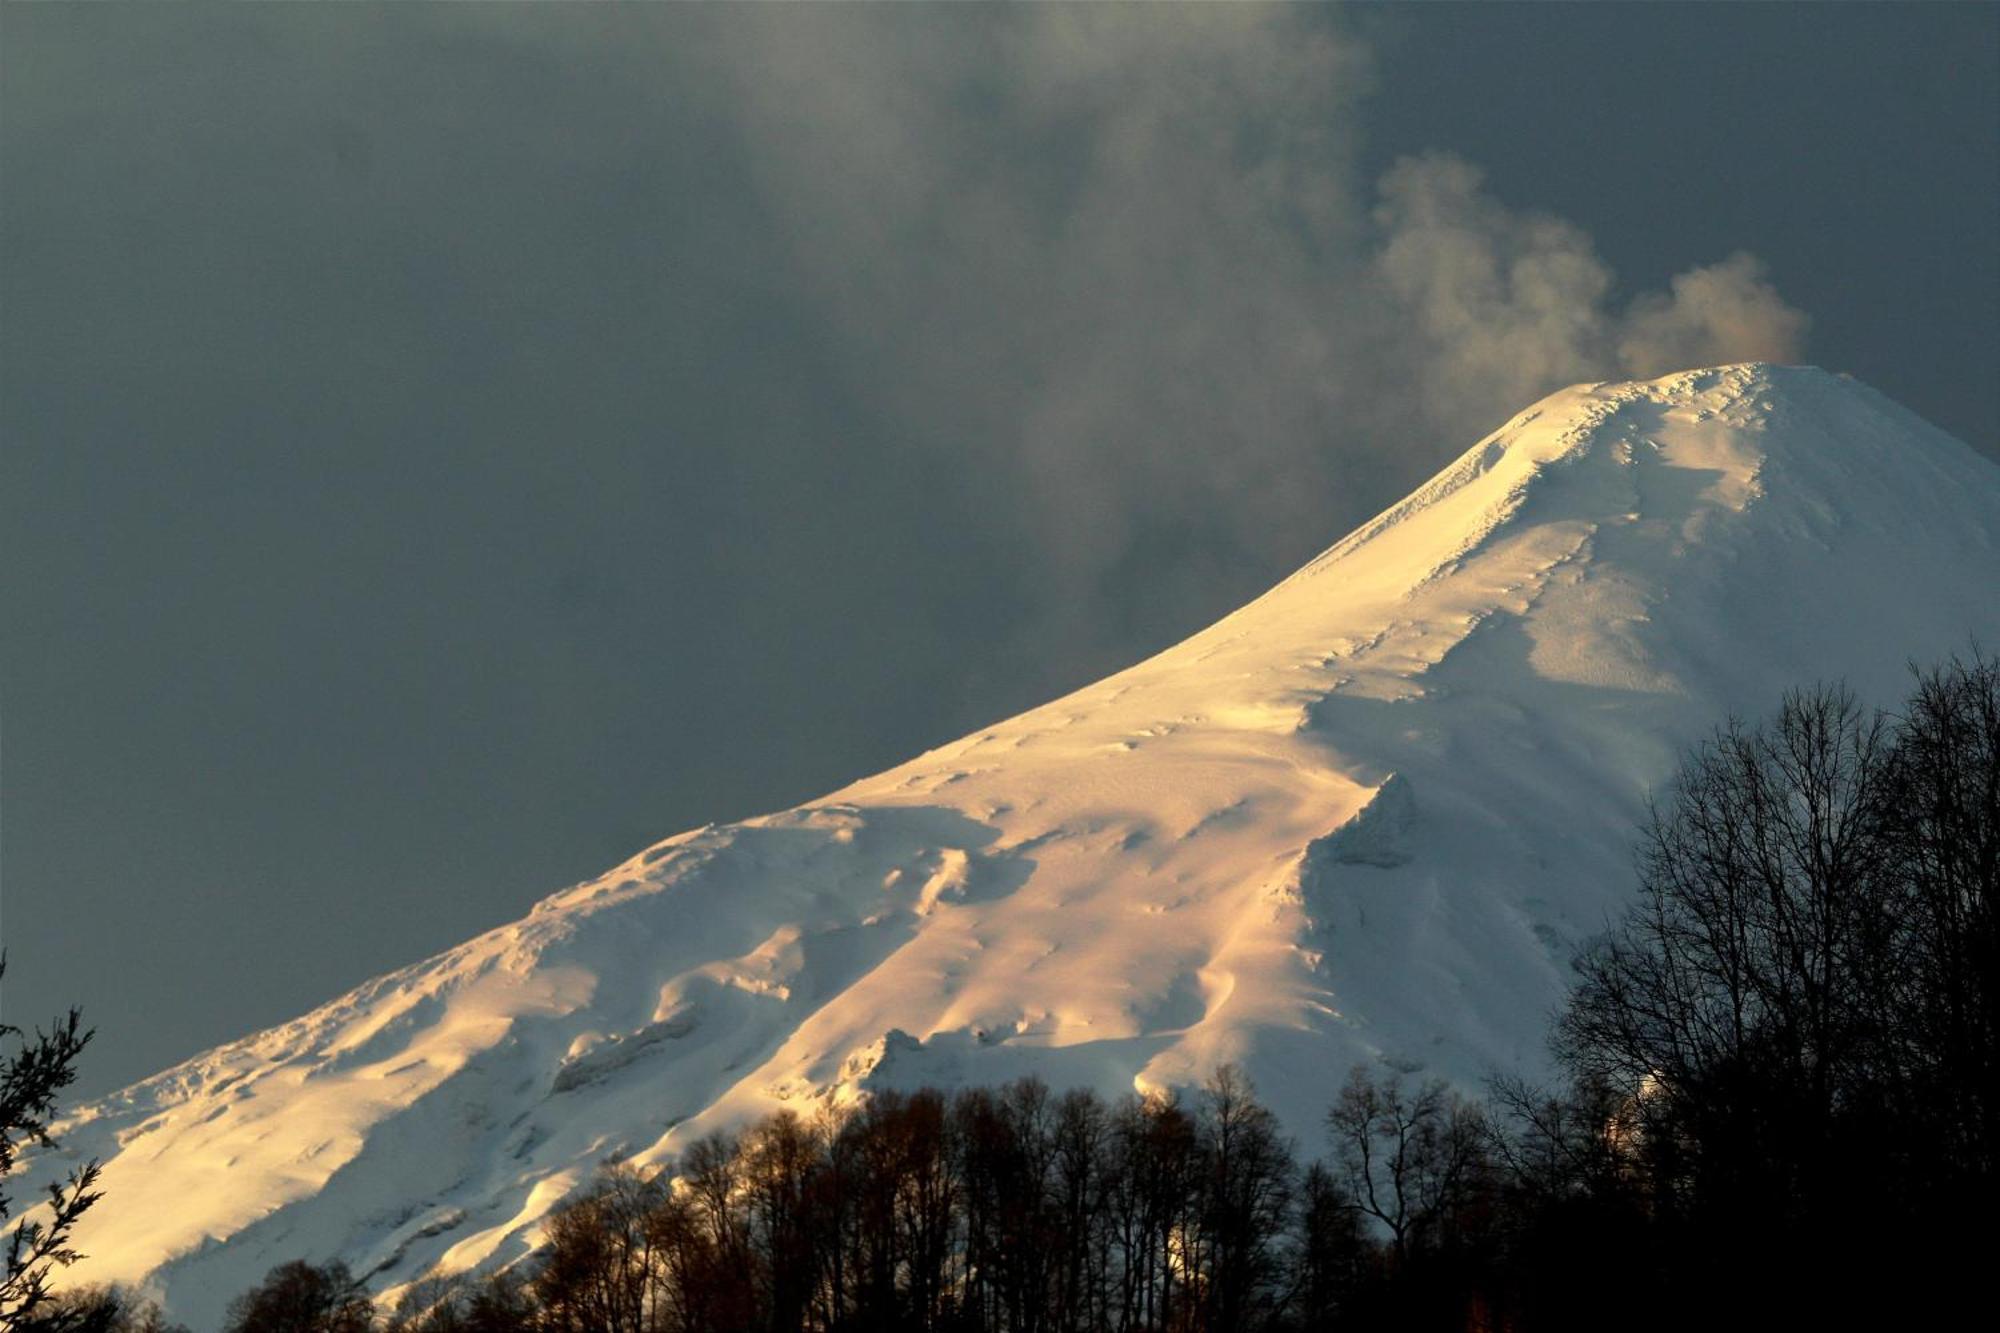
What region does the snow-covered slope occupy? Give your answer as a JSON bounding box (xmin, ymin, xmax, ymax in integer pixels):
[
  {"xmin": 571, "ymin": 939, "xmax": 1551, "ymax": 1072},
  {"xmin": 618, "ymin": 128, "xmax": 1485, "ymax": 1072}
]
[{"xmin": 40, "ymin": 365, "xmax": 2000, "ymax": 1324}]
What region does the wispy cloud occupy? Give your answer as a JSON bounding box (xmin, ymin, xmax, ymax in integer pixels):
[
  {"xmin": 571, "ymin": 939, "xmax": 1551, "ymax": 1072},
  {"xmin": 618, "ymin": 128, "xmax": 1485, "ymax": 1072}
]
[{"xmin": 688, "ymin": 4, "xmax": 1805, "ymax": 650}]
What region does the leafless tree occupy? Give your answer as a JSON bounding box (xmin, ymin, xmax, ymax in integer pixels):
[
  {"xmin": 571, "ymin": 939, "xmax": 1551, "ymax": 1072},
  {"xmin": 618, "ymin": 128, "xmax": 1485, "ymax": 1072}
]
[
  {"xmin": 1555, "ymin": 685, "xmax": 1909, "ymax": 1219},
  {"xmin": 1325, "ymin": 1065, "xmax": 1487, "ymax": 1267},
  {"xmin": 1879, "ymin": 652, "xmax": 1999, "ymax": 1191},
  {"xmin": 1191, "ymin": 1065, "xmax": 1296, "ymax": 1333},
  {"xmin": 221, "ymin": 1261, "xmax": 375, "ymax": 1333}
]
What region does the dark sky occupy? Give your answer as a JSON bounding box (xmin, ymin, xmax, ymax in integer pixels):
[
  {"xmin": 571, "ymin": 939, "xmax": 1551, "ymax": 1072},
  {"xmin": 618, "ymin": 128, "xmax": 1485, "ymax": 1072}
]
[{"xmin": 3, "ymin": 3, "xmax": 1995, "ymax": 1097}]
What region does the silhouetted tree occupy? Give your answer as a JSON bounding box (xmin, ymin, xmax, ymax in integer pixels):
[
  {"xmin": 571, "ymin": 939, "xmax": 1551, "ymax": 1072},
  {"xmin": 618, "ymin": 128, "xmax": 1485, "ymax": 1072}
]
[
  {"xmin": 383, "ymin": 1273, "xmax": 471, "ymax": 1333},
  {"xmin": 1878, "ymin": 653, "xmax": 2000, "ymax": 1200},
  {"xmin": 666, "ymin": 1132, "xmax": 759, "ymax": 1332},
  {"xmin": 1, "ymin": 959, "xmax": 103, "ymax": 1333},
  {"xmin": 740, "ymin": 1109, "xmax": 827, "ymax": 1333},
  {"xmin": 1549, "ymin": 663, "xmax": 2000, "ymax": 1322},
  {"xmin": 1045, "ymin": 1088, "xmax": 1111, "ymax": 1333},
  {"xmin": 531, "ymin": 1164, "xmax": 668, "ymax": 1333},
  {"xmin": 1324, "ymin": 1065, "xmax": 1486, "ymax": 1268},
  {"xmin": 1478, "ymin": 1074, "xmax": 1659, "ymax": 1333},
  {"xmin": 1101, "ymin": 1089, "xmax": 1198, "ymax": 1332},
  {"xmin": 954, "ymin": 1080, "xmax": 1050, "ymax": 1333},
  {"xmin": 456, "ymin": 1271, "xmax": 533, "ymax": 1333},
  {"xmin": 1290, "ymin": 1163, "xmax": 1366, "ymax": 1331},
  {"xmin": 11, "ymin": 1286, "xmax": 186, "ymax": 1333},
  {"xmin": 221, "ymin": 1260, "xmax": 375, "ymax": 1333},
  {"xmin": 1557, "ymin": 684, "xmax": 1901, "ymax": 1237},
  {"xmin": 830, "ymin": 1090, "xmax": 959, "ymax": 1332},
  {"xmin": 384, "ymin": 1269, "xmax": 532, "ymax": 1333},
  {"xmin": 1190, "ymin": 1066, "xmax": 1294, "ymax": 1333}
]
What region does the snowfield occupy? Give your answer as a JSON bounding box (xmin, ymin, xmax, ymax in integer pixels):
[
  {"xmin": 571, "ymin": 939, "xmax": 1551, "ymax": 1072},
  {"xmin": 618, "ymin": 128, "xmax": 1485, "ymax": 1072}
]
[{"xmin": 33, "ymin": 364, "xmax": 2000, "ymax": 1325}]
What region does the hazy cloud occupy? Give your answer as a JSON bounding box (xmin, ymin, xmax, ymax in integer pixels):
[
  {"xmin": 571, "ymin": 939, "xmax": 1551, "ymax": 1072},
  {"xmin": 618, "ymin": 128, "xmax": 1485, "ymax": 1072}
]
[
  {"xmin": 1371, "ymin": 152, "xmax": 1623, "ymax": 441},
  {"xmin": 1372, "ymin": 154, "xmax": 1808, "ymax": 432},
  {"xmin": 692, "ymin": 4, "xmax": 1809, "ymax": 654},
  {"xmin": 1619, "ymin": 252, "xmax": 1811, "ymax": 378}
]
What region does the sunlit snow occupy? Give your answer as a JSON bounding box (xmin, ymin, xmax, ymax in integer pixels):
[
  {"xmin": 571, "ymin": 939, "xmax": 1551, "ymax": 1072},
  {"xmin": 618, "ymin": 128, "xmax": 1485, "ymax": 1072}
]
[{"xmin": 34, "ymin": 365, "xmax": 2000, "ymax": 1324}]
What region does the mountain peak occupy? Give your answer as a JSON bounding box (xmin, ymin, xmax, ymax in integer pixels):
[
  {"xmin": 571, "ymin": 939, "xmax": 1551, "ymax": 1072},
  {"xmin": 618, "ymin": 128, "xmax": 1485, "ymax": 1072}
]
[
  {"xmin": 1295, "ymin": 363, "xmax": 1906, "ymax": 584},
  {"xmin": 41, "ymin": 368, "xmax": 2000, "ymax": 1325}
]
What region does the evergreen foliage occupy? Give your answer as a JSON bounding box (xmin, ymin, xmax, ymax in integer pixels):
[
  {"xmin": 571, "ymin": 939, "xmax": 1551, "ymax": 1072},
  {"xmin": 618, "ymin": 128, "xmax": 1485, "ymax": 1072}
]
[{"xmin": 1, "ymin": 961, "xmax": 102, "ymax": 1333}]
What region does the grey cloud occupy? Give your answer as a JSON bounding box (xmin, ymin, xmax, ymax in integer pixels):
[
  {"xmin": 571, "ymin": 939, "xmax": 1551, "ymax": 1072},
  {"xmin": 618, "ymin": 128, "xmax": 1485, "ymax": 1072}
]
[
  {"xmin": 1618, "ymin": 252, "xmax": 1810, "ymax": 377},
  {"xmin": 1372, "ymin": 154, "xmax": 1808, "ymax": 432},
  {"xmin": 688, "ymin": 4, "xmax": 1810, "ymax": 657},
  {"xmin": 702, "ymin": 4, "xmax": 1375, "ymax": 622},
  {"xmin": 1371, "ymin": 152, "xmax": 1621, "ymax": 439}
]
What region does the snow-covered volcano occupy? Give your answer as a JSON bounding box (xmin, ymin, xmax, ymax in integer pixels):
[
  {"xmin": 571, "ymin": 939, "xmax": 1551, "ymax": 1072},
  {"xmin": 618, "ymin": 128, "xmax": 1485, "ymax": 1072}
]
[{"xmin": 41, "ymin": 365, "xmax": 2000, "ymax": 1323}]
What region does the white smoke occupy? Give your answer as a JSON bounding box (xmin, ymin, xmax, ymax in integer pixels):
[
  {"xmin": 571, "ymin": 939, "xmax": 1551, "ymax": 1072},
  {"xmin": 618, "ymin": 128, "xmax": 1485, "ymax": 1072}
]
[
  {"xmin": 674, "ymin": 4, "xmax": 1809, "ymax": 651},
  {"xmin": 1619, "ymin": 252, "xmax": 1811, "ymax": 377}
]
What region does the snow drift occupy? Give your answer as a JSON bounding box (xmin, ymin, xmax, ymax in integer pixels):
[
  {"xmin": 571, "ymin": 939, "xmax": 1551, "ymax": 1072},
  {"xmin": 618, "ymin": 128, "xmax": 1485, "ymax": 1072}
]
[{"xmin": 36, "ymin": 365, "xmax": 2000, "ymax": 1324}]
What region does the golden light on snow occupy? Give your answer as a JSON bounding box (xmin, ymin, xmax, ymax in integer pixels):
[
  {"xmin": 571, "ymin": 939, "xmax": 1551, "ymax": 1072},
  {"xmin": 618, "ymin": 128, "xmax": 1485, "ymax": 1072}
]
[{"xmin": 42, "ymin": 366, "xmax": 2000, "ymax": 1325}]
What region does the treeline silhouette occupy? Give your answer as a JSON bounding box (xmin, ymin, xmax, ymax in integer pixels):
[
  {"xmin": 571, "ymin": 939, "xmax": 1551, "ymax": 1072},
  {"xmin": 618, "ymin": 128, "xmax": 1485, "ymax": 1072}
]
[{"xmin": 24, "ymin": 655, "xmax": 1996, "ymax": 1333}]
